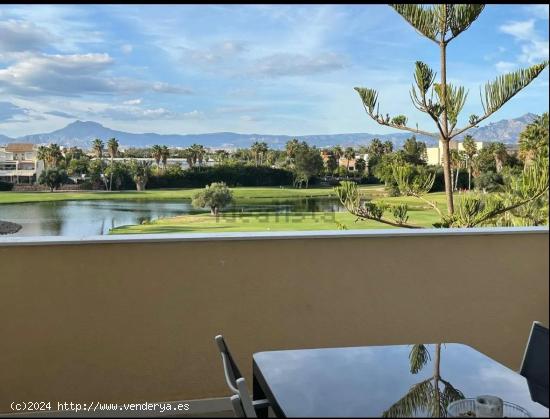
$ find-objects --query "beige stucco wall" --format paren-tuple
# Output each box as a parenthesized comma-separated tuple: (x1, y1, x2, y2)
(0, 229, 548, 412)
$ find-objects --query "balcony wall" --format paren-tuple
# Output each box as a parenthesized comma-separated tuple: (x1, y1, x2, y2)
(0, 228, 548, 412)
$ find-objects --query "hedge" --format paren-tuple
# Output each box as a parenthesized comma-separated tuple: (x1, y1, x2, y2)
(147, 165, 294, 189)
(0, 180, 14, 191)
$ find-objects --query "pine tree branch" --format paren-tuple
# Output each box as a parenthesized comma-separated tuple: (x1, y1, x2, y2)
(470, 186, 549, 227)
(413, 193, 443, 217)
(360, 102, 439, 138)
(450, 62, 548, 140)
(346, 203, 423, 229)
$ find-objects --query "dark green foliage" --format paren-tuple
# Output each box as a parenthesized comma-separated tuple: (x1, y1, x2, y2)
(38, 168, 69, 192)
(0, 180, 14, 191)
(430, 167, 468, 192)
(401, 136, 427, 165)
(409, 344, 431, 374)
(147, 165, 294, 189)
(66, 156, 90, 176)
(192, 182, 235, 215)
(293, 146, 325, 188)
(474, 171, 503, 192)
(355, 158, 367, 174)
(104, 161, 134, 190)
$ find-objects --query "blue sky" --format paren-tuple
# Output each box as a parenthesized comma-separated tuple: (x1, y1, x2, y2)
(0, 4, 548, 137)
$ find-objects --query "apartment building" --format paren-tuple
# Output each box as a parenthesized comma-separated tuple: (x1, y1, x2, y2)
(426, 140, 485, 166)
(0, 143, 44, 184)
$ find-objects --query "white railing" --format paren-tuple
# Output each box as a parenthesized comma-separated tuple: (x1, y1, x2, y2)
(0, 169, 36, 176)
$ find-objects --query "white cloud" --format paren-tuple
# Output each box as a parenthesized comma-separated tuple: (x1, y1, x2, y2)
(152, 81, 193, 94)
(182, 110, 204, 120)
(0, 52, 192, 97)
(0, 19, 55, 52)
(252, 52, 345, 77)
(180, 40, 247, 65)
(495, 61, 517, 73)
(0, 101, 29, 121)
(526, 5, 549, 20)
(0, 52, 116, 95)
(499, 19, 549, 65)
(519, 40, 549, 65)
(92, 105, 175, 120)
(120, 44, 133, 54)
(123, 98, 142, 105)
(499, 20, 535, 41)
(44, 110, 77, 118)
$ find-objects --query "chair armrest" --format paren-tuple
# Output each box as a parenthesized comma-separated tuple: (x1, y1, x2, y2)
(252, 399, 270, 410)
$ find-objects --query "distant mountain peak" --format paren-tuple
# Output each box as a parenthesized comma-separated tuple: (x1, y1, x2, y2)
(65, 120, 106, 129)
(13, 113, 539, 149)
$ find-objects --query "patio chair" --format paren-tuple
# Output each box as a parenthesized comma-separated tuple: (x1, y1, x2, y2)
(214, 335, 270, 413)
(519, 321, 549, 407)
(229, 379, 258, 418)
(230, 395, 246, 418)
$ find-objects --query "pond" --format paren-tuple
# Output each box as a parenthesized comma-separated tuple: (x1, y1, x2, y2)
(0, 198, 345, 237)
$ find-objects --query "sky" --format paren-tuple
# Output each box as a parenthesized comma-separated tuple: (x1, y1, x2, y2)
(0, 4, 548, 138)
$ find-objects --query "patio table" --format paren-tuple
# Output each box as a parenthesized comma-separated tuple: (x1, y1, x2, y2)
(252, 343, 549, 417)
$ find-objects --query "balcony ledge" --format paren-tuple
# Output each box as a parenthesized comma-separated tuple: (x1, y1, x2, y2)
(0, 226, 547, 247)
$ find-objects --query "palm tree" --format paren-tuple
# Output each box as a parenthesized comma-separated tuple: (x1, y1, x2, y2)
(344, 147, 355, 172)
(251, 141, 268, 166)
(519, 113, 549, 168)
(383, 344, 464, 417)
(462, 135, 477, 190)
(332, 145, 343, 161)
(39, 144, 62, 169)
(92, 139, 104, 158)
(449, 149, 461, 191)
(250, 142, 262, 166)
(129, 160, 152, 191)
(214, 149, 229, 163)
(182, 148, 194, 168)
(492, 142, 508, 173)
(383, 141, 394, 154)
(190, 144, 206, 167)
(285, 139, 300, 165)
(151, 145, 163, 168)
(37, 146, 48, 169)
(107, 138, 119, 191)
(161, 146, 170, 171)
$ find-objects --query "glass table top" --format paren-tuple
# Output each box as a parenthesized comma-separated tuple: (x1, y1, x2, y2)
(253, 343, 549, 417)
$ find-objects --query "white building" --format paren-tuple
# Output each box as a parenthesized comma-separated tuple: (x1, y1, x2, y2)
(0, 143, 44, 184)
(426, 140, 485, 166)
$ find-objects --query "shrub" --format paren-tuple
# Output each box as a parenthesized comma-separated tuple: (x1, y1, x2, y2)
(0, 180, 14, 191)
(38, 168, 69, 192)
(429, 166, 468, 192)
(474, 171, 504, 192)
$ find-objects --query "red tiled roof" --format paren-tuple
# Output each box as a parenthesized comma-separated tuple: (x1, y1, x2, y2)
(5, 143, 34, 152)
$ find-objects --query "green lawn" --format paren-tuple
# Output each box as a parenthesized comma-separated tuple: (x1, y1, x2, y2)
(110, 208, 441, 234)
(0, 185, 385, 205)
(110, 189, 445, 234)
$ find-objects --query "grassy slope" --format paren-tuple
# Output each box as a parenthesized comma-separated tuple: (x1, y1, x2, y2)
(110, 191, 447, 234)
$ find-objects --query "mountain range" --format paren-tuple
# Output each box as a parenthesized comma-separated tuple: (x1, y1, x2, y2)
(1, 113, 538, 150)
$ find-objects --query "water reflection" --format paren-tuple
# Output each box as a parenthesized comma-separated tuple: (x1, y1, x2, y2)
(0, 197, 344, 237)
(383, 344, 464, 417)
(252, 344, 549, 417)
